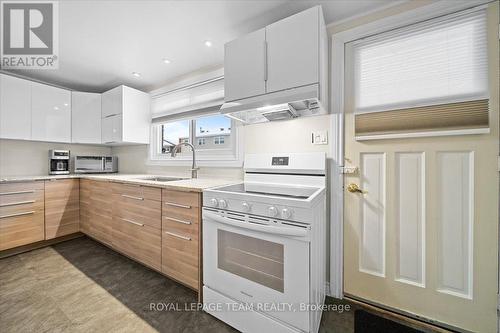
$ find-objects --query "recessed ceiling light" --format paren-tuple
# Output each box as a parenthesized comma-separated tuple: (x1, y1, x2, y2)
(204, 40, 212, 47)
(162, 58, 171, 64)
(53, 106, 59, 110)
(63, 103, 69, 106)
(132, 72, 141, 78)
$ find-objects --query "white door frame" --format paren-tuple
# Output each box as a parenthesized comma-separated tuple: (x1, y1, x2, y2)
(328, 0, 493, 299)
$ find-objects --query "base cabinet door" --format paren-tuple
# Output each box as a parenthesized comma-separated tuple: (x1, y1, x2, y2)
(45, 179, 80, 239)
(0, 182, 45, 250)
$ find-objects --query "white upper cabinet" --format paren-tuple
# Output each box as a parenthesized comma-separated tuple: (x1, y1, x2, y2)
(266, 7, 320, 93)
(0, 74, 32, 140)
(101, 86, 122, 118)
(223, 6, 326, 102)
(101, 85, 150, 145)
(224, 28, 266, 102)
(31, 82, 71, 143)
(71, 91, 101, 144)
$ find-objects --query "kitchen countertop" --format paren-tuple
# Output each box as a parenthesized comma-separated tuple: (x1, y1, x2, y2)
(0, 174, 240, 192)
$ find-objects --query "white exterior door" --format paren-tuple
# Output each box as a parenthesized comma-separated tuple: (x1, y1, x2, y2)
(343, 53, 498, 333)
(224, 28, 266, 102)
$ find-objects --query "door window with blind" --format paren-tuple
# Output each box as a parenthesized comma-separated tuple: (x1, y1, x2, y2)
(348, 9, 489, 139)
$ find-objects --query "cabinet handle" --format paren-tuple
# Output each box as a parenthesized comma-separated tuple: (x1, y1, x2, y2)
(0, 211, 35, 219)
(164, 231, 191, 241)
(264, 40, 268, 82)
(0, 200, 35, 207)
(104, 141, 116, 144)
(121, 194, 144, 201)
(0, 190, 35, 196)
(121, 218, 144, 227)
(104, 113, 119, 118)
(163, 216, 192, 225)
(164, 202, 191, 209)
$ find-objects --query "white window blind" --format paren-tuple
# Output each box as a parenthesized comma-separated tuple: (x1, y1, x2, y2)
(353, 9, 488, 114)
(151, 77, 224, 122)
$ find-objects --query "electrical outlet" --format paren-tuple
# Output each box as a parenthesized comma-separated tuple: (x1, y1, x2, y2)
(312, 130, 328, 145)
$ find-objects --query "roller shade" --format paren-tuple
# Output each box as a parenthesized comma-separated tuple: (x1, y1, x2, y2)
(151, 77, 224, 123)
(352, 8, 488, 116)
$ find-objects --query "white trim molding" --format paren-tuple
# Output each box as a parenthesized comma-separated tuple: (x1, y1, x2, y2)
(329, 0, 492, 299)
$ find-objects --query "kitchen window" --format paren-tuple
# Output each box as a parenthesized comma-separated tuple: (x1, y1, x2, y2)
(151, 113, 242, 166)
(347, 8, 489, 139)
(149, 72, 243, 166)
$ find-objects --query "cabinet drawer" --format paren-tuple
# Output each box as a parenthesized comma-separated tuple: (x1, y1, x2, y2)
(162, 190, 200, 223)
(162, 189, 199, 208)
(114, 183, 161, 202)
(0, 188, 43, 207)
(86, 213, 113, 247)
(0, 210, 44, 250)
(0, 181, 44, 194)
(162, 230, 199, 290)
(162, 215, 198, 235)
(113, 217, 161, 271)
(112, 193, 161, 229)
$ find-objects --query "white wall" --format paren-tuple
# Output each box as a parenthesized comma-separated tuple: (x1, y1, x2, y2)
(0, 139, 111, 177)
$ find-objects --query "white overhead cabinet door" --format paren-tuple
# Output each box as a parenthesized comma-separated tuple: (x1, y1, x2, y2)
(224, 28, 266, 102)
(31, 82, 71, 143)
(0, 74, 32, 140)
(101, 114, 122, 144)
(72, 92, 102, 144)
(265, 7, 319, 93)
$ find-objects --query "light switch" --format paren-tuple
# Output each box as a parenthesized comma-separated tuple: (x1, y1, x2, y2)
(312, 130, 328, 145)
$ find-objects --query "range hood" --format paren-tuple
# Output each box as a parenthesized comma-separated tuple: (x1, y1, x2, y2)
(220, 84, 327, 124)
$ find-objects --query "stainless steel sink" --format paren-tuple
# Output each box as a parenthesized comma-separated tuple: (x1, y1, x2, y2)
(135, 176, 185, 182)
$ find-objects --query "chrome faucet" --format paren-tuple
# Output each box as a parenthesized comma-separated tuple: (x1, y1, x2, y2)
(164, 140, 199, 178)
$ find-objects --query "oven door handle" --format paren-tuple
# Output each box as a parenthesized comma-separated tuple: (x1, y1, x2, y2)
(203, 211, 308, 237)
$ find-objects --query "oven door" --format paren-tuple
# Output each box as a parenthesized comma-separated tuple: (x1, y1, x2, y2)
(203, 209, 310, 331)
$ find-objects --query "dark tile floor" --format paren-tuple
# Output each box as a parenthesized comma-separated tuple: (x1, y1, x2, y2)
(0, 237, 356, 333)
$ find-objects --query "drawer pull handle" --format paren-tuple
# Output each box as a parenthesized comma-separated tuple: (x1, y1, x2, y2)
(0, 211, 35, 219)
(163, 216, 192, 225)
(121, 218, 144, 227)
(0, 200, 35, 207)
(164, 231, 191, 241)
(0, 190, 35, 196)
(164, 202, 191, 209)
(121, 194, 144, 201)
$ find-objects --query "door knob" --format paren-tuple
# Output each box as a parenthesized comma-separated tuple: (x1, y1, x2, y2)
(347, 183, 367, 194)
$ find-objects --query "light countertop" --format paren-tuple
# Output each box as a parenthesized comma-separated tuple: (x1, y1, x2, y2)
(0, 174, 240, 192)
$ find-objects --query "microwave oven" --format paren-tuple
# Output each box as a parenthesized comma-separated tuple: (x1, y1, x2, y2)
(73, 156, 118, 174)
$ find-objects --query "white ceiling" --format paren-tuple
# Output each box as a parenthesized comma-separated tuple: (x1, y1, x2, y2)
(4, 0, 394, 93)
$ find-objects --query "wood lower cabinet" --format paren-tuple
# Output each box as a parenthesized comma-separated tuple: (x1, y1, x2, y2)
(0, 181, 45, 250)
(161, 189, 201, 291)
(80, 179, 113, 246)
(45, 179, 80, 239)
(111, 183, 162, 270)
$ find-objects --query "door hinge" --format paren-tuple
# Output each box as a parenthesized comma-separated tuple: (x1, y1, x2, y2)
(339, 166, 358, 175)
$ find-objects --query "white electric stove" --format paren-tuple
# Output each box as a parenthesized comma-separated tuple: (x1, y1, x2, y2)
(202, 152, 326, 333)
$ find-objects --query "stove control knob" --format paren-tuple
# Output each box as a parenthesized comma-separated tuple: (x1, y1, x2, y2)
(242, 202, 251, 212)
(210, 198, 219, 207)
(281, 208, 292, 219)
(219, 199, 228, 209)
(268, 206, 278, 217)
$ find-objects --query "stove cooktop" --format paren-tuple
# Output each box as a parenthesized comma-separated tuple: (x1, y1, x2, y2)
(212, 183, 319, 200)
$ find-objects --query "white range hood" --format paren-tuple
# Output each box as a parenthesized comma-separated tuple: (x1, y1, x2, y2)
(220, 83, 326, 124)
